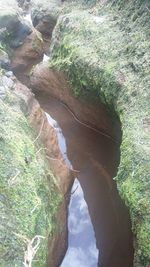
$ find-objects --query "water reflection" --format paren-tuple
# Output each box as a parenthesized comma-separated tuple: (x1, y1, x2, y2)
(45, 111, 99, 267)
(61, 179, 99, 267)
(45, 112, 72, 168)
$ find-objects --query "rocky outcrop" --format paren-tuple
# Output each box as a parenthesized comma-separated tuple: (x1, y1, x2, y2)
(9, 21, 32, 48)
(31, 0, 61, 36)
(0, 0, 32, 48)
(44, 1, 150, 266)
(11, 30, 44, 73)
(30, 62, 120, 141)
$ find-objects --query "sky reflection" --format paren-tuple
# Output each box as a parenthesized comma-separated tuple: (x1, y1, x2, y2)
(45, 112, 72, 168)
(60, 179, 99, 267)
(46, 112, 99, 267)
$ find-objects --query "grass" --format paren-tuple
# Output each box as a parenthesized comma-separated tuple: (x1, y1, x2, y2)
(0, 76, 62, 267)
(49, 1, 150, 266)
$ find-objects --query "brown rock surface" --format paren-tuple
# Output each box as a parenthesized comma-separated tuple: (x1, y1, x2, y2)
(11, 30, 44, 72)
(30, 62, 121, 141)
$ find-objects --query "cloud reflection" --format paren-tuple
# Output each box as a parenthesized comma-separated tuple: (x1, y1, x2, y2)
(46, 112, 98, 266)
(61, 179, 99, 267)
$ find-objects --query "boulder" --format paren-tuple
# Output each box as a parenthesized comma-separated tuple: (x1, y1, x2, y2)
(0, 7, 19, 32)
(9, 20, 32, 48)
(11, 30, 44, 71)
(0, 1, 32, 48)
(31, 0, 61, 36)
(32, 12, 57, 36)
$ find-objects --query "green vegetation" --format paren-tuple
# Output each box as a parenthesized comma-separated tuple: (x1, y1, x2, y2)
(0, 76, 62, 266)
(49, 0, 150, 266)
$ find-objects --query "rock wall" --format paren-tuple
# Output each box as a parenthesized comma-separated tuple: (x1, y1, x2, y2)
(0, 1, 73, 266)
(0, 69, 73, 266)
(30, 62, 121, 141)
(47, 1, 150, 266)
(31, 0, 61, 36)
(1, 0, 149, 266)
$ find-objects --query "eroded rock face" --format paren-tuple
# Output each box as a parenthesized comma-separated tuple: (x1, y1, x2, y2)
(26, 84, 74, 196)
(30, 62, 120, 140)
(11, 30, 44, 72)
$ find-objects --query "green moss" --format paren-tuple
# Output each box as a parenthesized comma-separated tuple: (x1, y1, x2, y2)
(49, 1, 150, 266)
(0, 85, 62, 266)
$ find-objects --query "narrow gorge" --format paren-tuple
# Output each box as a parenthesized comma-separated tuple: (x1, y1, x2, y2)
(0, 1, 149, 267)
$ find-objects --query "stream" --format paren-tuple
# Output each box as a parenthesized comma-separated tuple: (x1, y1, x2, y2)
(12, 11, 134, 267)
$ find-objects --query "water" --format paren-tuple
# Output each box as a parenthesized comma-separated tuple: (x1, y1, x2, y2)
(45, 111, 99, 266)
(45, 112, 72, 168)
(23, 12, 33, 27)
(61, 178, 99, 267)
(43, 54, 50, 62)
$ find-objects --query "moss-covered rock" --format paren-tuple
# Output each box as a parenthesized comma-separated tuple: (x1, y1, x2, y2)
(31, 0, 62, 36)
(0, 0, 32, 48)
(0, 71, 61, 267)
(48, 1, 150, 266)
